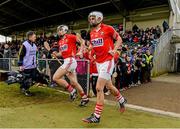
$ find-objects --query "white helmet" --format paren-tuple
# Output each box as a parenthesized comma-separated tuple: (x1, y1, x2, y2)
(57, 25, 69, 34)
(88, 11, 103, 24)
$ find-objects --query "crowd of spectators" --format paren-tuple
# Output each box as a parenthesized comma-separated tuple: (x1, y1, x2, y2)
(0, 24, 161, 93)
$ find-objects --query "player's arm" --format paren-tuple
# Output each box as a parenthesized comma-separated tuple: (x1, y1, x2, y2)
(109, 26, 123, 55)
(76, 33, 85, 56)
(87, 43, 93, 52)
(113, 32, 123, 52)
(52, 44, 61, 58)
(52, 51, 61, 57)
(76, 33, 85, 48)
(83, 40, 92, 52)
(44, 40, 61, 58)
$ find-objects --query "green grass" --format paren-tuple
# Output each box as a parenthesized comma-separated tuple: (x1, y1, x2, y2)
(0, 82, 180, 128)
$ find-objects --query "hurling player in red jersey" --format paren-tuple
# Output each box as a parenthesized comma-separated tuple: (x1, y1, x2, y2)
(53, 25, 89, 106)
(82, 11, 127, 123)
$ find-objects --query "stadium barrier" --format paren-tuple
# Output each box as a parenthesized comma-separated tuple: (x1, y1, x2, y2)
(0, 58, 90, 95)
(152, 29, 180, 76)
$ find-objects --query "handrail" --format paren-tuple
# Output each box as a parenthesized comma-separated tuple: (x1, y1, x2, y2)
(152, 28, 180, 75)
(0, 58, 90, 94)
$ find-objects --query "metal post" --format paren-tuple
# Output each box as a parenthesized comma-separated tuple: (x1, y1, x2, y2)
(46, 59, 48, 75)
(23, 32, 25, 40)
(86, 60, 90, 95)
(9, 58, 11, 71)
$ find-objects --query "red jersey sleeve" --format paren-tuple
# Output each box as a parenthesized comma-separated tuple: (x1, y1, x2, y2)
(68, 34, 77, 43)
(108, 26, 119, 41)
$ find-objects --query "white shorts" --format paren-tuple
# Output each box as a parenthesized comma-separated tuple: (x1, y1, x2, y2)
(96, 59, 114, 80)
(60, 57, 77, 73)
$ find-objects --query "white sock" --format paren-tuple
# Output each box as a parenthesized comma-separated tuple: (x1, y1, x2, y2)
(119, 97, 125, 104)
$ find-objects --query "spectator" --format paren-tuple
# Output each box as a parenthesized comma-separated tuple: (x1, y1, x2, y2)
(155, 25, 162, 38)
(162, 20, 169, 32)
(3, 43, 12, 58)
(132, 24, 139, 32)
(133, 35, 139, 43)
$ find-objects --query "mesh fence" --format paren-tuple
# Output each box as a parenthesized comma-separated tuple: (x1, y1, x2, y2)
(0, 58, 90, 95)
(0, 58, 10, 71)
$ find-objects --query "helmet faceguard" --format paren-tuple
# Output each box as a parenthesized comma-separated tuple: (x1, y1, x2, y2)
(57, 25, 69, 36)
(88, 11, 103, 27)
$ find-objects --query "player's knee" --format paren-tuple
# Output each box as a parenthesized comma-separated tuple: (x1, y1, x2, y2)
(106, 83, 113, 89)
(96, 87, 103, 93)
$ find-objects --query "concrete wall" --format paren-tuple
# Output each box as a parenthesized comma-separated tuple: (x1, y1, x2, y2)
(126, 19, 168, 31)
(169, 0, 180, 30)
(11, 5, 171, 41)
(73, 5, 170, 32)
(126, 5, 169, 31)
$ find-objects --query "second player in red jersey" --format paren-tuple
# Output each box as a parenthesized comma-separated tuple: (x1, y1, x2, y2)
(53, 25, 89, 106)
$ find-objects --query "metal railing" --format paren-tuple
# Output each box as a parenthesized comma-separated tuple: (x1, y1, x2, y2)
(152, 29, 180, 75)
(0, 58, 90, 95)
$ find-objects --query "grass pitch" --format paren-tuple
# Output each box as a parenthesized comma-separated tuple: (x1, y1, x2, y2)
(0, 82, 180, 128)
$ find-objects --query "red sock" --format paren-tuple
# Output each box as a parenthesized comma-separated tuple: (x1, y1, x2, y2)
(94, 103, 103, 118)
(115, 91, 123, 102)
(66, 84, 73, 93)
(80, 92, 85, 97)
(80, 92, 87, 98)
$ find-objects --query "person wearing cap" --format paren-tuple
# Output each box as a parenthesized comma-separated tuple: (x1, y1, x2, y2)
(52, 25, 89, 106)
(82, 11, 127, 123)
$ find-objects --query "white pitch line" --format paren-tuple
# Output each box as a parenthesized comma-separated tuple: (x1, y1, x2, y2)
(37, 86, 180, 118)
(90, 98, 180, 118)
(55, 89, 69, 95)
(35, 85, 69, 95)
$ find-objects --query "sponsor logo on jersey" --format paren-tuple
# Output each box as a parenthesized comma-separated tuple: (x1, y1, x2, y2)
(91, 38, 104, 47)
